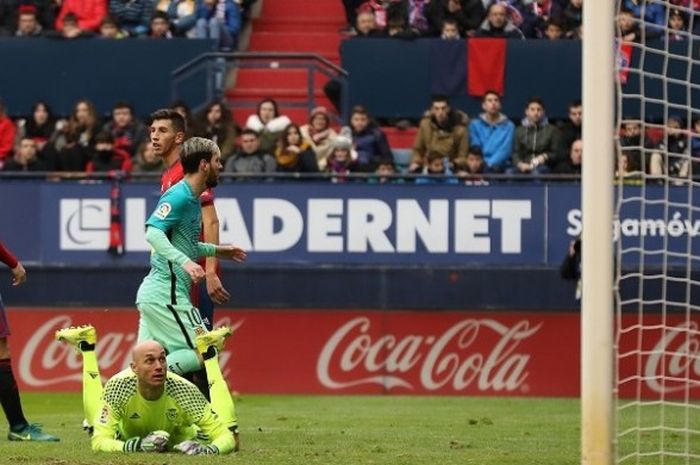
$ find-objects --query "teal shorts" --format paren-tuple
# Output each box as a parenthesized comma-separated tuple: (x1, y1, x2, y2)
(136, 302, 207, 353)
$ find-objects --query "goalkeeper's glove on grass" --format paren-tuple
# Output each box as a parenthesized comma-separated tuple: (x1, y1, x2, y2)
(123, 430, 170, 453)
(174, 440, 219, 455)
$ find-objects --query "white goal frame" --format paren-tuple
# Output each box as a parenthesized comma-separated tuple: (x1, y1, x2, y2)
(581, 1, 615, 465)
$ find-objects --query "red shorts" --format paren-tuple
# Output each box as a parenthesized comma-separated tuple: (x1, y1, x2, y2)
(0, 294, 9, 337)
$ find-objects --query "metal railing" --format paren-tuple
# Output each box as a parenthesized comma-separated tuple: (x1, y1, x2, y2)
(171, 52, 350, 123)
(0, 170, 585, 183)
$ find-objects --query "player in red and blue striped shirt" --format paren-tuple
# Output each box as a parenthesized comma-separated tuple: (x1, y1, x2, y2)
(0, 240, 59, 442)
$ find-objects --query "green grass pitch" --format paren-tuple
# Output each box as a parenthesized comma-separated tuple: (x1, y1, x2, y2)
(4, 393, 582, 465)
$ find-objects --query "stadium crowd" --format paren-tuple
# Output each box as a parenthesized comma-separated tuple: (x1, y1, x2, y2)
(2, 94, 697, 184)
(1, 0, 698, 183)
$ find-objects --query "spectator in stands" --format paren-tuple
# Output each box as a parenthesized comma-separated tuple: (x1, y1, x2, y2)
(0, 0, 19, 36)
(109, 0, 153, 36)
(619, 120, 647, 172)
(554, 138, 582, 176)
(156, 0, 197, 37)
(2, 0, 58, 35)
(3, 138, 47, 172)
(353, 10, 383, 37)
(195, 0, 241, 50)
(52, 99, 99, 152)
(424, 0, 485, 37)
(412, 95, 468, 168)
(687, 116, 700, 177)
(512, 97, 561, 175)
(102, 101, 146, 158)
(275, 123, 319, 174)
(55, 0, 106, 32)
(371, 159, 399, 184)
(619, 120, 643, 148)
(85, 131, 132, 173)
(224, 128, 276, 175)
(15, 5, 43, 37)
(300, 106, 337, 171)
(617, 149, 643, 184)
(245, 98, 291, 155)
(98, 16, 125, 38)
(342, 0, 365, 33)
(132, 141, 163, 173)
(543, 17, 564, 40)
(415, 151, 459, 184)
(622, 0, 665, 39)
(357, 0, 389, 29)
(562, 0, 582, 36)
(454, 147, 487, 185)
(384, 15, 420, 39)
(407, 0, 430, 35)
(193, 101, 237, 160)
(148, 11, 172, 38)
(349, 105, 392, 172)
(510, 0, 564, 38)
(170, 100, 196, 138)
(325, 134, 355, 183)
(440, 18, 461, 39)
(49, 12, 95, 38)
(617, 8, 640, 43)
(46, 129, 89, 171)
(0, 99, 17, 169)
(650, 116, 689, 177)
(475, 2, 524, 39)
(557, 100, 582, 160)
(469, 90, 515, 172)
(15, 101, 57, 155)
(667, 8, 688, 41)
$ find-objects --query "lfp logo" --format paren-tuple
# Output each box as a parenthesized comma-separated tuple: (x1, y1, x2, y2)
(60, 199, 110, 250)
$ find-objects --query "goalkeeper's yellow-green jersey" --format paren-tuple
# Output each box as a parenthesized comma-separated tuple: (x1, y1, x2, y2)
(91, 369, 233, 454)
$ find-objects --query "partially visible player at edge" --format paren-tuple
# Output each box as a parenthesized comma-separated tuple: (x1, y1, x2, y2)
(150, 108, 234, 330)
(0, 240, 59, 442)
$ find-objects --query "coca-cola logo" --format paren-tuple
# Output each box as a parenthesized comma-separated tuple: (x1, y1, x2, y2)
(644, 321, 700, 393)
(317, 317, 542, 392)
(18, 315, 243, 387)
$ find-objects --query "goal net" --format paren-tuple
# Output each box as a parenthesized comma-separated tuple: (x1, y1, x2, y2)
(613, 1, 700, 464)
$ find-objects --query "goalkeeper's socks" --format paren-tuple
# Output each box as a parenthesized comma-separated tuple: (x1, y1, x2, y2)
(0, 358, 28, 430)
(190, 368, 211, 401)
(81, 348, 103, 429)
(203, 353, 237, 429)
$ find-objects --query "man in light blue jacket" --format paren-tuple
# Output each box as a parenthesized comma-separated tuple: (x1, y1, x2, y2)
(468, 91, 515, 172)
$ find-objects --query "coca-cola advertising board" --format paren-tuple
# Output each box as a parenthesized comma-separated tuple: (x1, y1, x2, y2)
(7, 308, 699, 398)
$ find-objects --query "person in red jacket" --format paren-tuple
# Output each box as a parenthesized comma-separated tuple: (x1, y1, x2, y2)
(0, 240, 59, 442)
(55, 0, 106, 32)
(0, 99, 17, 168)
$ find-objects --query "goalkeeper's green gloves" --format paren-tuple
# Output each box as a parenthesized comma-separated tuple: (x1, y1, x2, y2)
(123, 430, 170, 453)
(174, 440, 220, 455)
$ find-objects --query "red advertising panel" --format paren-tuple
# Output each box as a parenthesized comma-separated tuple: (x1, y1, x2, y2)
(6, 308, 699, 399)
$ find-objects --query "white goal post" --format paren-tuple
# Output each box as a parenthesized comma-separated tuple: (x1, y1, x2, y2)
(581, 0, 615, 464)
(583, 2, 700, 465)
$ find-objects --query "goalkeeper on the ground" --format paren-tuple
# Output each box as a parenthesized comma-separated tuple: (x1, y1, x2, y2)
(67, 338, 234, 454)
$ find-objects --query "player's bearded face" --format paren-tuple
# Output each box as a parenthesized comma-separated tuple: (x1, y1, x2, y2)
(205, 154, 222, 188)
